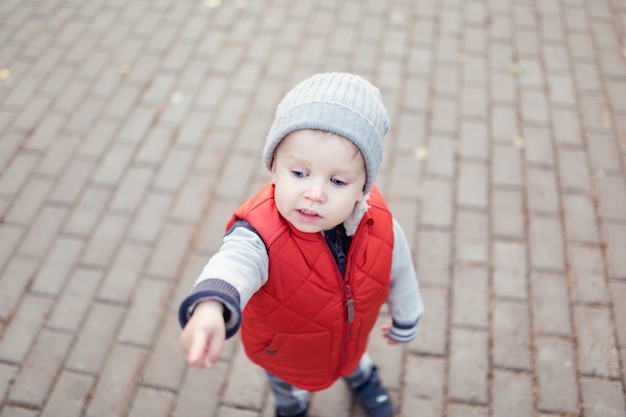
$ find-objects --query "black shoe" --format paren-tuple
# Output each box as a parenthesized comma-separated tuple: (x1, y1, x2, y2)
(351, 367, 394, 417)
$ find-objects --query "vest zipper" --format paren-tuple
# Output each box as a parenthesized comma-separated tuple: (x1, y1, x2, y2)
(327, 235, 357, 378)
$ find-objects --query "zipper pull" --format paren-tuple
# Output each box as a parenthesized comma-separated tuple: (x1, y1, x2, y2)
(345, 298, 355, 323)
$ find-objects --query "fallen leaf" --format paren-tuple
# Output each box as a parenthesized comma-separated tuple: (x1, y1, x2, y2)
(391, 11, 405, 24)
(512, 136, 526, 149)
(413, 146, 429, 160)
(509, 63, 522, 77)
(205, 0, 222, 8)
(170, 92, 184, 103)
(118, 64, 131, 75)
(0, 69, 11, 81)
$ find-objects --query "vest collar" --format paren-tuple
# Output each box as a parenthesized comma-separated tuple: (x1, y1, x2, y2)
(343, 193, 370, 236)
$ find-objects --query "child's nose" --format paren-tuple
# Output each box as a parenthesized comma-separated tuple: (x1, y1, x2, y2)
(305, 180, 327, 203)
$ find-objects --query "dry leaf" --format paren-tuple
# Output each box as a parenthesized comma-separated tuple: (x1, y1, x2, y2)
(205, 0, 222, 8)
(512, 136, 526, 149)
(413, 146, 429, 160)
(391, 11, 405, 24)
(170, 92, 184, 103)
(0, 69, 11, 81)
(509, 63, 522, 77)
(118, 64, 131, 75)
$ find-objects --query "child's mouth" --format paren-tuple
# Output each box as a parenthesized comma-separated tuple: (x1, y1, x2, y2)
(297, 209, 320, 221)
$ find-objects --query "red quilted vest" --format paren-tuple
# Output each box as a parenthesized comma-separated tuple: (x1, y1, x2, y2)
(226, 183, 393, 391)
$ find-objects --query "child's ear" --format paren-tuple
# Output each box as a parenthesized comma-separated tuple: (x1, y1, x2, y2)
(270, 160, 277, 183)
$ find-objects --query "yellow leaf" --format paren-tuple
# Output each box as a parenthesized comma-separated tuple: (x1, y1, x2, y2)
(118, 64, 131, 75)
(0, 69, 11, 81)
(512, 136, 526, 149)
(413, 146, 429, 160)
(509, 63, 522, 77)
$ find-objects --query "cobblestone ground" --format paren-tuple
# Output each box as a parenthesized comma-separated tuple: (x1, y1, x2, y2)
(1, 1, 626, 416)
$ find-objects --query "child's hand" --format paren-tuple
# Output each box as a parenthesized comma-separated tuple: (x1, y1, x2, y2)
(179, 300, 226, 368)
(381, 322, 401, 345)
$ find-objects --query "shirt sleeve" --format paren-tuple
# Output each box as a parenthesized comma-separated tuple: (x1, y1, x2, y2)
(178, 225, 269, 338)
(386, 218, 425, 343)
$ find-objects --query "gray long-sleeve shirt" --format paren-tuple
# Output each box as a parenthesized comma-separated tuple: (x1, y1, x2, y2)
(179, 217, 424, 343)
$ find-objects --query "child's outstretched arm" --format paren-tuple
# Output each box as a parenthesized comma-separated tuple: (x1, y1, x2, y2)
(180, 300, 226, 368)
(384, 218, 425, 344)
(178, 223, 269, 366)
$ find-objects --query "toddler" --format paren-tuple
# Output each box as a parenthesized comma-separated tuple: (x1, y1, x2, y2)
(179, 72, 424, 417)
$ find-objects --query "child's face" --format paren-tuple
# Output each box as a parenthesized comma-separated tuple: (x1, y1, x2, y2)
(271, 129, 367, 233)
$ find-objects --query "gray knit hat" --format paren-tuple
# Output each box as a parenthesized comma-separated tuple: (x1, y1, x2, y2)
(263, 72, 389, 193)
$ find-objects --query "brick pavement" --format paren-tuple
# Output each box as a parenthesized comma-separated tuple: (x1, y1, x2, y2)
(0, 0, 625, 416)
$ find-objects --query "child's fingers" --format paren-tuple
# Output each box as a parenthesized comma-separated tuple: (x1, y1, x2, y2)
(187, 330, 210, 367)
(204, 331, 224, 368)
(380, 323, 400, 345)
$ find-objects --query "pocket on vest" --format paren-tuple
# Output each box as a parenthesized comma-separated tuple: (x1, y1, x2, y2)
(255, 330, 333, 375)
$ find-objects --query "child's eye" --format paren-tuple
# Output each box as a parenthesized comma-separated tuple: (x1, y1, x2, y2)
(291, 170, 306, 178)
(331, 178, 346, 187)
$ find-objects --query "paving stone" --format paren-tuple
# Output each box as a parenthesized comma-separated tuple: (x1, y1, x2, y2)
(402, 355, 445, 417)
(416, 228, 451, 287)
(85, 344, 146, 417)
(420, 178, 453, 228)
(567, 245, 608, 304)
(223, 346, 267, 410)
(95, 243, 148, 304)
(603, 223, 626, 279)
(409, 287, 447, 356)
(143, 313, 187, 391)
(492, 370, 534, 417)
(127, 387, 175, 417)
(80, 213, 130, 268)
(309, 382, 351, 417)
(595, 175, 626, 222)
(110, 166, 155, 213)
(0, 363, 18, 403)
(118, 278, 171, 347)
(523, 125, 555, 167)
(455, 210, 488, 264)
(448, 328, 488, 404)
(65, 303, 125, 374)
(175, 363, 228, 417)
(526, 168, 559, 214)
(7, 330, 73, 408)
(492, 240, 528, 300)
(535, 336, 579, 414)
(574, 305, 620, 378)
(530, 272, 572, 336)
(46, 268, 102, 332)
(580, 377, 626, 417)
(447, 404, 488, 417)
(145, 223, 194, 280)
(491, 189, 525, 239)
(528, 215, 565, 272)
(457, 162, 488, 209)
(452, 266, 488, 328)
(562, 194, 600, 243)
(609, 281, 626, 347)
(492, 145, 523, 188)
(0, 295, 53, 364)
(492, 299, 532, 371)
(40, 371, 94, 417)
(0, 257, 39, 321)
